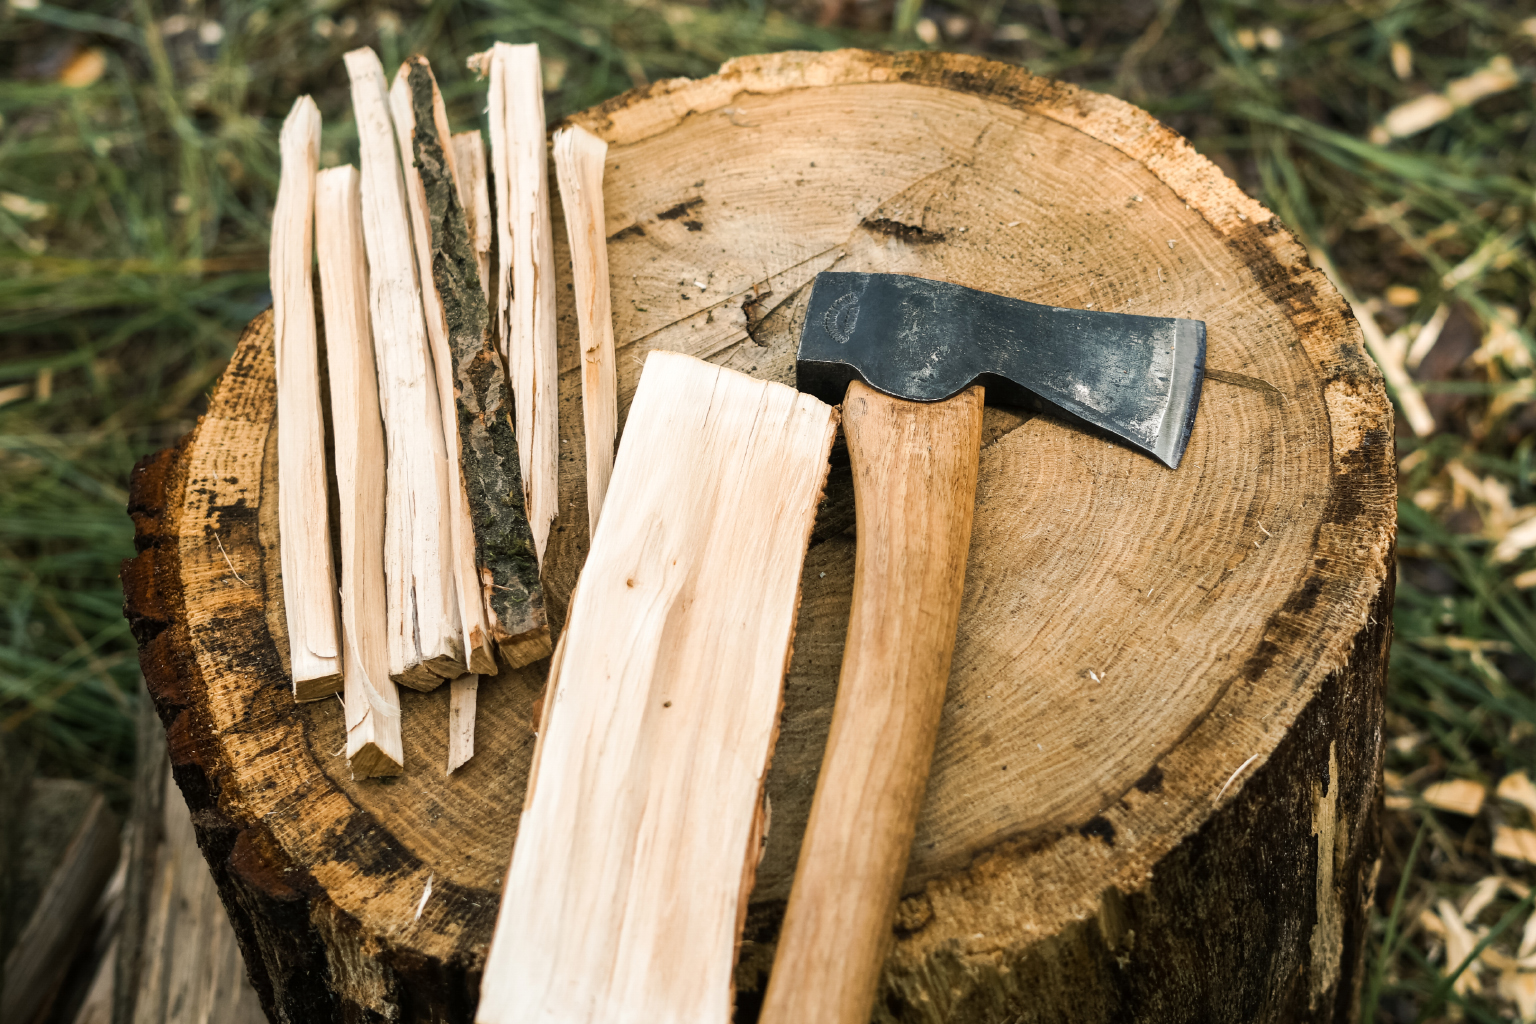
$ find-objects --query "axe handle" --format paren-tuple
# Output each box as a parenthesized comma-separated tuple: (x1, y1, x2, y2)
(761, 381, 983, 1024)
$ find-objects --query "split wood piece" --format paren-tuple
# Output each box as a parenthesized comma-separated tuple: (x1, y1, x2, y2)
(315, 164, 404, 778)
(344, 46, 464, 690)
(451, 131, 492, 300)
(390, 57, 497, 678)
(553, 125, 618, 537)
(404, 61, 551, 672)
(121, 52, 1397, 1024)
(478, 351, 838, 1024)
(271, 95, 341, 699)
(485, 42, 559, 566)
(448, 674, 477, 774)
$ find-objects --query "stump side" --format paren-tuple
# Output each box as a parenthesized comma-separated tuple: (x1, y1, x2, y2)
(122, 49, 1396, 1024)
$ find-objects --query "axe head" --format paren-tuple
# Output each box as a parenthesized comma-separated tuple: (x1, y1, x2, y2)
(796, 272, 1206, 469)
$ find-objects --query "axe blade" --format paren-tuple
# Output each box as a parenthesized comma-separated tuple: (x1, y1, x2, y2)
(796, 272, 1206, 469)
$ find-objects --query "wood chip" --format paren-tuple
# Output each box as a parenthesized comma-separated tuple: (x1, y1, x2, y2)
(344, 46, 465, 689)
(553, 124, 618, 537)
(447, 674, 477, 774)
(271, 95, 342, 700)
(1423, 778, 1487, 817)
(478, 352, 838, 1024)
(315, 164, 403, 777)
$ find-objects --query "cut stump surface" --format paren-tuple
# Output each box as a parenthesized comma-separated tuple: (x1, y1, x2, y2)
(122, 49, 1395, 1024)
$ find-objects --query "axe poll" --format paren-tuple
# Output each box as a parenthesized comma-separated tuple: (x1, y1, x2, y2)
(759, 272, 1206, 1024)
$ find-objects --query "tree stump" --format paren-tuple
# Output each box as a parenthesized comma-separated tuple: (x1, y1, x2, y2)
(121, 50, 1396, 1024)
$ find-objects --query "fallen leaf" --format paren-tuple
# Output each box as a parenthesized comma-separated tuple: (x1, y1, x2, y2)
(1438, 899, 1484, 996)
(1424, 778, 1487, 817)
(1520, 910, 1536, 961)
(1500, 970, 1536, 1021)
(59, 47, 106, 88)
(1500, 773, 1536, 820)
(1496, 826, 1536, 866)
(1464, 876, 1505, 923)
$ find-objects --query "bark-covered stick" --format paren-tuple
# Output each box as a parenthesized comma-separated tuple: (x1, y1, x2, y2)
(406, 60, 551, 673)
(271, 95, 342, 700)
(390, 58, 498, 676)
(553, 125, 618, 538)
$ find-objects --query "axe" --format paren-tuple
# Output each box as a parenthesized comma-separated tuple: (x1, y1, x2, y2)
(759, 271, 1205, 1024)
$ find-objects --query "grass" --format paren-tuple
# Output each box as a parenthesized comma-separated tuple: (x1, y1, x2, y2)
(0, 0, 1532, 1018)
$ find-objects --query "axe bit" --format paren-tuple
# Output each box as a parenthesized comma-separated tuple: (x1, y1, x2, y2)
(760, 271, 1205, 1024)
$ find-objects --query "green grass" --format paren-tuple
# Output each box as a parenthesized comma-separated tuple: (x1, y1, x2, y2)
(1, 0, 1532, 1017)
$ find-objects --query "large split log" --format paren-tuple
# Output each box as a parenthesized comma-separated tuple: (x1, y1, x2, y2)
(121, 50, 1394, 1024)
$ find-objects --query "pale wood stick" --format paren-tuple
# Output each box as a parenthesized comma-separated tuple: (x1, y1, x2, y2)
(486, 42, 559, 566)
(389, 57, 498, 677)
(450, 131, 492, 300)
(403, 62, 551, 673)
(343, 46, 464, 690)
(271, 95, 342, 700)
(552, 125, 617, 537)
(477, 351, 838, 1024)
(447, 674, 477, 773)
(315, 165, 404, 778)
(481, 48, 512, 366)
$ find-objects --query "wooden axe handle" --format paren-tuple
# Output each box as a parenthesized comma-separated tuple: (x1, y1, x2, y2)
(761, 380, 983, 1024)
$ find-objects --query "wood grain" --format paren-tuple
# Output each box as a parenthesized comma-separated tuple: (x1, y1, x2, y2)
(344, 46, 464, 689)
(477, 351, 837, 1024)
(762, 383, 983, 1024)
(315, 164, 403, 778)
(123, 51, 1394, 1024)
(270, 95, 341, 698)
(553, 125, 618, 536)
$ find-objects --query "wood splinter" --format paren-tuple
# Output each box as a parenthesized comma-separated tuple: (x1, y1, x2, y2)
(344, 46, 465, 690)
(553, 124, 618, 537)
(315, 164, 404, 777)
(271, 94, 341, 700)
